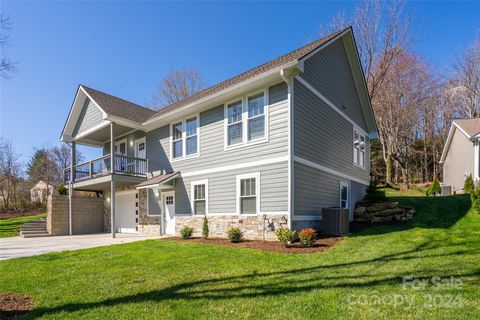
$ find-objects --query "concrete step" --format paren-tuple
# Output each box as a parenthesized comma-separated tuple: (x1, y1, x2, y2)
(22, 233, 51, 238)
(20, 229, 48, 234)
(22, 223, 46, 227)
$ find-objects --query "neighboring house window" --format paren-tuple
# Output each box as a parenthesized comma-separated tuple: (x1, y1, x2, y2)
(225, 91, 267, 149)
(186, 117, 198, 155)
(237, 172, 260, 215)
(247, 93, 265, 141)
(353, 129, 366, 168)
(227, 100, 243, 146)
(171, 115, 199, 160)
(340, 182, 349, 208)
(191, 180, 208, 215)
(172, 122, 183, 159)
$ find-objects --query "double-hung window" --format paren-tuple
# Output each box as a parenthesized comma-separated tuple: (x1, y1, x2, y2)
(171, 116, 199, 160)
(353, 129, 366, 168)
(227, 100, 243, 146)
(191, 180, 208, 215)
(226, 91, 267, 148)
(172, 122, 183, 159)
(237, 173, 259, 215)
(247, 93, 265, 141)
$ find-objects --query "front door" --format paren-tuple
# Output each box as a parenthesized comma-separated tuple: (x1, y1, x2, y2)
(163, 192, 175, 235)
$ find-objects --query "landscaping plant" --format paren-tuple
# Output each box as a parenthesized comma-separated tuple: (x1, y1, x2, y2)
(180, 226, 193, 240)
(365, 180, 386, 203)
(426, 176, 442, 196)
(464, 174, 474, 194)
(227, 227, 243, 243)
(275, 227, 296, 247)
(298, 228, 317, 247)
(57, 183, 68, 195)
(471, 188, 480, 214)
(202, 216, 209, 239)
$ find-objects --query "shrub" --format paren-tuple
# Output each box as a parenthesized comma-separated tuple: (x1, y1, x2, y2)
(365, 180, 386, 203)
(180, 226, 193, 240)
(227, 227, 243, 243)
(57, 184, 68, 195)
(298, 228, 317, 247)
(426, 176, 442, 196)
(471, 188, 480, 214)
(275, 228, 296, 247)
(464, 175, 474, 194)
(202, 216, 209, 239)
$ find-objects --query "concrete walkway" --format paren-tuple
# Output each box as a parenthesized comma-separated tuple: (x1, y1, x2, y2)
(0, 233, 162, 260)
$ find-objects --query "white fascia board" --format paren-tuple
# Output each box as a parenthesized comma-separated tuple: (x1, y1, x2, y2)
(142, 61, 299, 129)
(104, 115, 145, 131)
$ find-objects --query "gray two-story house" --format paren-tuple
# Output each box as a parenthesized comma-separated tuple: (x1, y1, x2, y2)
(60, 27, 378, 240)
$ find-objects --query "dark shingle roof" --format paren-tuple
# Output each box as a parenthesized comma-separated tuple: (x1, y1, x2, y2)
(149, 28, 348, 120)
(81, 85, 157, 123)
(79, 28, 348, 124)
(454, 118, 480, 137)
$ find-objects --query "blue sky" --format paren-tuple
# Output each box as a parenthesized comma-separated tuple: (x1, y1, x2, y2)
(1, 1, 479, 162)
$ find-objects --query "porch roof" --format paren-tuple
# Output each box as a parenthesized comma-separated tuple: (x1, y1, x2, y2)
(136, 172, 180, 189)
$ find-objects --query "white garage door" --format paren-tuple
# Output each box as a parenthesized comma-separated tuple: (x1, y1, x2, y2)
(115, 191, 137, 233)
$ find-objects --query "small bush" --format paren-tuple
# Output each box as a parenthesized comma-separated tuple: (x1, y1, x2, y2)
(57, 184, 68, 195)
(202, 216, 209, 239)
(426, 176, 442, 196)
(464, 175, 474, 194)
(275, 228, 296, 247)
(227, 227, 243, 243)
(365, 180, 386, 203)
(180, 226, 193, 240)
(298, 228, 317, 247)
(471, 188, 480, 214)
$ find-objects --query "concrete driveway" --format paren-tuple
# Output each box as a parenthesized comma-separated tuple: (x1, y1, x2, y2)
(0, 233, 161, 260)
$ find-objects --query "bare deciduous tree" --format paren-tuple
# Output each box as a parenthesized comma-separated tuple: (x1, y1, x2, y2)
(0, 138, 23, 210)
(150, 67, 207, 109)
(0, 14, 17, 79)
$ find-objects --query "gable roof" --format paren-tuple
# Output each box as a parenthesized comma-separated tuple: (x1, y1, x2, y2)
(81, 85, 157, 123)
(440, 118, 480, 163)
(150, 28, 347, 119)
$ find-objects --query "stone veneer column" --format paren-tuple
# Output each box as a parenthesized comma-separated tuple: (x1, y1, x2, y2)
(137, 189, 162, 236)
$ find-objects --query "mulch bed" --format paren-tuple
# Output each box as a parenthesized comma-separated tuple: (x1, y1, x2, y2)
(0, 293, 35, 319)
(164, 236, 343, 254)
(0, 209, 45, 220)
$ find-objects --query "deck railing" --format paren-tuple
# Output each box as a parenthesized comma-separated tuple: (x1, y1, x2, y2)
(64, 154, 148, 182)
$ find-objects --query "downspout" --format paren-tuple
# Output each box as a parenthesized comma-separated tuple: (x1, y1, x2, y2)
(281, 68, 295, 230)
(110, 122, 116, 238)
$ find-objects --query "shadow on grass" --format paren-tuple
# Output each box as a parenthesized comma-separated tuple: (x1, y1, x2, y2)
(351, 194, 472, 236)
(24, 241, 480, 319)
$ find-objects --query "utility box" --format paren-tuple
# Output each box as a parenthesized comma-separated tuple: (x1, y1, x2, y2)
(321, 208, 350, 235)
(441, 185, 452, 196)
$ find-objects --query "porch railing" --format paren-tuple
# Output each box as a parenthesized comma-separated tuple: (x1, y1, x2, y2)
(64, 154, 148, 182)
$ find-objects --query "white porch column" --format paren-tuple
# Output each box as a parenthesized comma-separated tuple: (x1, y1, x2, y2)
(68, 141, 76, 236)
(110, 122, 116, 238)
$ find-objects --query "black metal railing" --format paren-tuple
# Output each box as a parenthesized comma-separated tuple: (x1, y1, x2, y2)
(64, 154, 148, 182)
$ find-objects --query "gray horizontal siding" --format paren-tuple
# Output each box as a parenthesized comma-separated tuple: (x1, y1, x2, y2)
(294, 79, 369, 183)
(73, 98, 104, 137)
(443, 128, 474, 193)
(175, 161, 288, 215)
(146, 87, 289, 175)
(294, 162, 343, 216)
(301, 38, 367, 131)
(269, 82, 288, 105)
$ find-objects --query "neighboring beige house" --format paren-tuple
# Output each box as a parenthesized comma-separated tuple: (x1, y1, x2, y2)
(30, 180, 55, 203)
(440, 118, 480, 194)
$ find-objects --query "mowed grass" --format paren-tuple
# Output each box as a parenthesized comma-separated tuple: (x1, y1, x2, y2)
(1, 191, 479, 319)
(0, 213, 46, 238)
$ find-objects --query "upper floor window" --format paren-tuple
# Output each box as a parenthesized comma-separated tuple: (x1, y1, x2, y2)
(225, 91, 267, 149)
(353, 129, 366, 168)
(171, 115, 199, 160)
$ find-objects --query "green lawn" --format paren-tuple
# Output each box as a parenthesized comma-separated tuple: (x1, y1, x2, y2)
(1, 191, 479, 319)
(0, 213, 46, 238)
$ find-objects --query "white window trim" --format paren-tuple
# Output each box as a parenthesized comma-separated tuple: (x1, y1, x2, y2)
(190, 179, 209, 216)
(236, 172, 260, 215)
(353, 126, 367, 170)
(339, 181, 349, 209)
(134, 137, 146, 158)
(170, 114, 200, 162)
(224, 89, 269, 151)
(146, 188, 162, 217)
